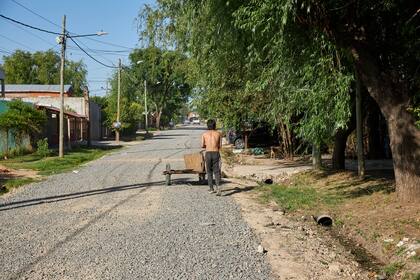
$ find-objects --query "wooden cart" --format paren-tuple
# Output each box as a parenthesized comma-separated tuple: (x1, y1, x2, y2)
(163, 152, 206, 186)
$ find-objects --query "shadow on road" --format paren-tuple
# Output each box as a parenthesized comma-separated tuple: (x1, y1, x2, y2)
(0, 179, 186, 212)
(222, 186, 256, 196)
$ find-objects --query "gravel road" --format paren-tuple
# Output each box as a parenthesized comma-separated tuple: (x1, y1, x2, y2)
(0, 126, 271, 280)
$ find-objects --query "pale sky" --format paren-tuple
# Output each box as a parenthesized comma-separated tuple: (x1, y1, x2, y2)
(0, 0, 156, 96)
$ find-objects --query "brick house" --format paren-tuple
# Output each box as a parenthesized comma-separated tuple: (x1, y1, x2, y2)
(2, 84, 102, 144)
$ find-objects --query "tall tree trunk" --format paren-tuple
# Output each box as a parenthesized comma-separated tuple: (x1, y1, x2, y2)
(277, 119, 293, 159)
(332, 129, 351, 170)
(366, 95, 386, 159)
(332, 91, 356, 170)
(312, 143, 322, 170)
(352, 47, 420, 202)
(155, 108, 163, 130)
(355, 72, 365, 178)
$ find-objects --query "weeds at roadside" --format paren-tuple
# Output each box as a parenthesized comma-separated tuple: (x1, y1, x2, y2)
(402, 272, 420, 280)
(2, 146, 120, 176)
(252, 169, 419, 277)
(0, 178, 39, 194)
(383, 262, 405, 278)
(0, 146, 120, 195)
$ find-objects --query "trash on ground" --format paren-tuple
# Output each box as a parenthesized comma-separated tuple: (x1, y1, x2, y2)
(251, 147, 264, 155)
(257, 244, 267, 254)
(232, 149, 243, 154)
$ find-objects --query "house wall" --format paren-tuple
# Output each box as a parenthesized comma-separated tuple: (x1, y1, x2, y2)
(21, 97, 85, 115)
(21, 97, 102, 140)
(5, 92, 70, 98)
(89, 101, 101, 140)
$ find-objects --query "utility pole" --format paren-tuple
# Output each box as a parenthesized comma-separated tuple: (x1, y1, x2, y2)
(116, 58, 121, 143)
(59, 15, 66, 158)
(144, 79, 148, 133)
(84, 87, 91, 147)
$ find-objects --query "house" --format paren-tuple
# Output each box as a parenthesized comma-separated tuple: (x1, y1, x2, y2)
(2, 84, 102, 141)
(3, 84, 73, 98)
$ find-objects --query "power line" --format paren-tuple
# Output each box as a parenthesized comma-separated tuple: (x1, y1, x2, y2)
(89, 49, 131, 53)
(9, 0, 61, 29)
(71, 38, 115, 65)
(4, 18, 58, 49)
(0, 48, 13, 55)
(69, 37, 118, 69)
(83, 37, 135, 50)
(0, 33, 35, 51)
(0, 14, 61, 35)
(1, 12, 135, 57)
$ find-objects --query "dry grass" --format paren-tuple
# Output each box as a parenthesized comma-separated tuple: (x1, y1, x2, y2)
(256, 169, 420, 279)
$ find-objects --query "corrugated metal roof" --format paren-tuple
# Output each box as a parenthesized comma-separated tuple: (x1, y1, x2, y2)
(5, 84, 72, 93)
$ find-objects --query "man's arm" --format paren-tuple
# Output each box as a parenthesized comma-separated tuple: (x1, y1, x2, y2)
(218, 132, 222, 149)
(201, 134, 206, 149)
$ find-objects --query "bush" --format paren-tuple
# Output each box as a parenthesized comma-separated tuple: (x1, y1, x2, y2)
(36, 138, 50, 157)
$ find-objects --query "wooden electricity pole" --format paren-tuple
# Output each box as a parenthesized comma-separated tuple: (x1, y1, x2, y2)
(59, 15, 66, 158)
(116, 58, 121, 143)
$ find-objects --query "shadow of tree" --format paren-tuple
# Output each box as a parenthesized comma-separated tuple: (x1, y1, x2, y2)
(342, 183, 395, 198)
(0, 178, 186, 212)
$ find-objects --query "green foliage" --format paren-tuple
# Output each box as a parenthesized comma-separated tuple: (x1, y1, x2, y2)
(105, 46, 190, 132)
(0, 100, 46, 137)
(2, 147, 118, 176)
(139, 0, 353, 146)
(1, 178, 37, 195)
(383, 262, 405, 277)
(0, 100, 47, 155)
(259, 183, 319, 211)
(3, 49, 87, 96)
(36, 138, 50, 158)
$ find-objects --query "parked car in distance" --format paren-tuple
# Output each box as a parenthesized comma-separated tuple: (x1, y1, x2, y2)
(190, 117, 201, 125)
(227, 124, 277, 149)
(183, 119, 190, 125)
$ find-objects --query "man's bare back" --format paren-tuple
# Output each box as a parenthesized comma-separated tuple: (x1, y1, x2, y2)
(201, 130, 222, 152)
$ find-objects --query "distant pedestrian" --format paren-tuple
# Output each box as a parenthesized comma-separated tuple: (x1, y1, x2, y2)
(201, 119, 222, 196)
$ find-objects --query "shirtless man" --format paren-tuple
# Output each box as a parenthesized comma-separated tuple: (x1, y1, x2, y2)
(201, 119, 222, 196)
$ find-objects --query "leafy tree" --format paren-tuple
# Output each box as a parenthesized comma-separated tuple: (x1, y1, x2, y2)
(0, 100, 47, 155)
(2, 49, 87, 96)
(3, 50, 34, 84)
(139, 0, 420, 202)
(130, 47, 190, 129)
(105, 70, 142, 135)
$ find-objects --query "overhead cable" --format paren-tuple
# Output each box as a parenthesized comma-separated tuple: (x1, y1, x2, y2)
(69, 37, 118, 69)
(0, 14, 61, 35)
(10, 0, 61, 28)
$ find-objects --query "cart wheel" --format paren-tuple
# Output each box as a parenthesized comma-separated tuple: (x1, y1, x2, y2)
(165, 164, 171, 186)
(198, 174, 205, 184)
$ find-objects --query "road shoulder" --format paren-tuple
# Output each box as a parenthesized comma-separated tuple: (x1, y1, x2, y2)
(222, 178, 370, 280)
